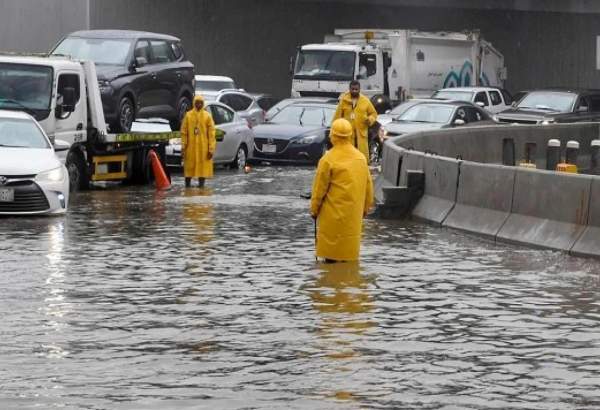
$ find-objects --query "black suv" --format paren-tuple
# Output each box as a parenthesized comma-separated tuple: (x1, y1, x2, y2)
(496, 89, 600, 124)
(51, 30, 195, 132)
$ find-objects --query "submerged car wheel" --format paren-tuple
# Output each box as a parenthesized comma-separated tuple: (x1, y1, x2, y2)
(231, 145, 247, 170)
(66, 151, 89, 192)
(113, 97, 134, 133)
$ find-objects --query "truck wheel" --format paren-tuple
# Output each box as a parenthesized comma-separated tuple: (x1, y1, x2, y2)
(113, 97, 134, 133)
(169, 96, 191, 131)
(66, 151, 89, 192)
(230, 144, 247, 170)
(129, 147, 152, 184)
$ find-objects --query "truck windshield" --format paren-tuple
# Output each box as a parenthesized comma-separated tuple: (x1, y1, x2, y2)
(0, 117, 50, 149)
(53, 37, 132, 66)
(517, 92, 576, 112)
(0, 63, 53, 119)
(294, 50, 355, 81)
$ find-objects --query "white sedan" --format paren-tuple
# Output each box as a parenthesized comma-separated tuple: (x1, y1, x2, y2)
(0, 110, 69, 215)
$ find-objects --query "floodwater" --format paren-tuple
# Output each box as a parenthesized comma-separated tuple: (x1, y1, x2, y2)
(1, 166, 600, 410)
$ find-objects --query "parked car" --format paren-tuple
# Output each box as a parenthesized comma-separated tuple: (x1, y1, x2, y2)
(250, 100, 336, 165)
(165, 101, 253, 169)
(495, 89, 600, 124)
(195, 75, 237, 94)
(383, 100, 495, 137)
(265, 97, 339, 121)
(377, 99, 440, 127)
(204, 90, 265, 127)
(0, 110, 69, 215)
(51, 30, 195, 132)
(431, 87, 512, 114)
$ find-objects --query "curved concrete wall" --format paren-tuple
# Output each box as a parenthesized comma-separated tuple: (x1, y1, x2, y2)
(379, 122, 600, 258)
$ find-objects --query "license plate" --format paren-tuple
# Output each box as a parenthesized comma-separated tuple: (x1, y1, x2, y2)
(262, 144, 277, 153)
(0, 188, 14, 202)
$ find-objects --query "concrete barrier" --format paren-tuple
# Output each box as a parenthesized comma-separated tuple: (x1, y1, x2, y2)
(571, 178, 600, 257)
(444, 162, 516, 238)
(409, 154, 460, 225)
(497, 168, 592, 251)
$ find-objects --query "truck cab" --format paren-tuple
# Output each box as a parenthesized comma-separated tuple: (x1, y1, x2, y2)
(292, 43, 385, 99)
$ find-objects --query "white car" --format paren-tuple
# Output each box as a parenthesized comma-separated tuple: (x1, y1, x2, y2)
(195, 75, 237, 95)
(0, 110, 69, 215)
(166, 101, 254, 169)
(431, 87, 513, 114)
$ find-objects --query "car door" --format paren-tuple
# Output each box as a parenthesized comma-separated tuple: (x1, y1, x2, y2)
(131, 39, 157, 115)
(54, 71, 87, 146)
(209, 104, 238, 162)
(488, 89, 506, 113)
(573, 95, 594, 122)
(588, 94, 600, 121)
(149, 39, 178, 118)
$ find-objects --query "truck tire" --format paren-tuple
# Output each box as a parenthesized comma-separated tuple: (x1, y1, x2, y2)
(112, 97, 135, 133)
(129, 147, 152, 184)
(66, 151, 89, 192)
(169, 96, 191, 131)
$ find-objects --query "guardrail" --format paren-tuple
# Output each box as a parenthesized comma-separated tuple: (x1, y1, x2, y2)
(376, 122, 600, 258)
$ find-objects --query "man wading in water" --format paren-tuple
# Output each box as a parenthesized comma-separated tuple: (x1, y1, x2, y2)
(310, 118, 374, 263)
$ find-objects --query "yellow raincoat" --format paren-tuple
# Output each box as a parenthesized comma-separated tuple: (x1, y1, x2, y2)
(310, 119, 374, 261)
(332, 92, 378, 163)
(181, 95, 216, 178)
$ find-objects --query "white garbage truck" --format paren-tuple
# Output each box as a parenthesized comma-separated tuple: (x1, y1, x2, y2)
(291, 29, 506, 109)
(0, 54, 175, 191)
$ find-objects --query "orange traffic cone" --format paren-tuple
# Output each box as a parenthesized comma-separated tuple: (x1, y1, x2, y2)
(148, 149, 171, 190)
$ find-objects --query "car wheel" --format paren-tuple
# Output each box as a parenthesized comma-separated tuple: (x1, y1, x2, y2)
(230, 145, 247, 170)
(66, 151, 89, 192)
(169, 96, 191, 131)
(369, 139, 382, 164)
(113, 97, 134, 133)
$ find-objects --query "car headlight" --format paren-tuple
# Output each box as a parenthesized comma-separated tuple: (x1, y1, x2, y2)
(169, 138, 182, 145)
(36, 166, 66, 183)
(298, 135, 319, 144)
(541, 119, 555, 125)
(98, 79, 112, 93)
(492, 115, 499, 122)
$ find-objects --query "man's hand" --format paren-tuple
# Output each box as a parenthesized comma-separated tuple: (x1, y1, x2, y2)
(207, 152, 213, 160)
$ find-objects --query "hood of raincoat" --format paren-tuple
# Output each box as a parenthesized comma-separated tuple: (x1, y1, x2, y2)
(329, 118, 353, 146)
(193, 94, 205, 110)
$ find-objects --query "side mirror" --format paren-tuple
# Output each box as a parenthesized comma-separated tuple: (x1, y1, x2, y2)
(475, 101, 485, 108)
(62, 87, 76, 112)
(454, 119, 466, 126)
(289, 56, 295, 75)
(135, 56, 148, 68)
(54, 139, 70, 152)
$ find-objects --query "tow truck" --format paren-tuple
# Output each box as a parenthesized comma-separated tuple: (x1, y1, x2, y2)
(0, 54, 176, 190)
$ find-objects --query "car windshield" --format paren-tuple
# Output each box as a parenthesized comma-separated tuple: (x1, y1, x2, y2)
(432, 90, 475, 102)
(0, 63, 53, 114)
(517, 92, 576, 112)
(195, 80, 236, 92)
(53, 37, 133, 66)
(269, 105, 335, 126)
(294, 50, 355, 81)
(0, 117, 50, 149)
(389, 101, 421, 116)
(398, 104, 455, 124)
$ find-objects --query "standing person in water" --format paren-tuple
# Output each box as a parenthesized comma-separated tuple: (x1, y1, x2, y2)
(180, 94, 216, 188)
(310, 118, 374, 263)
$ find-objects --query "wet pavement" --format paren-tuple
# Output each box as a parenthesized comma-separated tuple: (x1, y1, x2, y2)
(1, 166, 600, 409)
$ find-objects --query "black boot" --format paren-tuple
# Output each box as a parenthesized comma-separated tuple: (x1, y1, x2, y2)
(185, 177, 191, 188)
(198, 178, 205, 188)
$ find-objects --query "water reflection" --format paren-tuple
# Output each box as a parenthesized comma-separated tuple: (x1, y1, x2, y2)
(182, 188, 214, 244)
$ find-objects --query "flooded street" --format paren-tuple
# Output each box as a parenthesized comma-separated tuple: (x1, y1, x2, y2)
(1, 166, 600, 409)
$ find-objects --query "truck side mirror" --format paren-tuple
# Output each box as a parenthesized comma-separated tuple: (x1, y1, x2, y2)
(289, 56, 295, 75)
(61, 86, 76, 113)
(135, 56, 148, 68)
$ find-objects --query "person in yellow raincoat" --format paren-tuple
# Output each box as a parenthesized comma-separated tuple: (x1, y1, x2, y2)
(310, 118, 374, 262)
(180, 95, 216, 187)
(332, 80, 378, 163)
